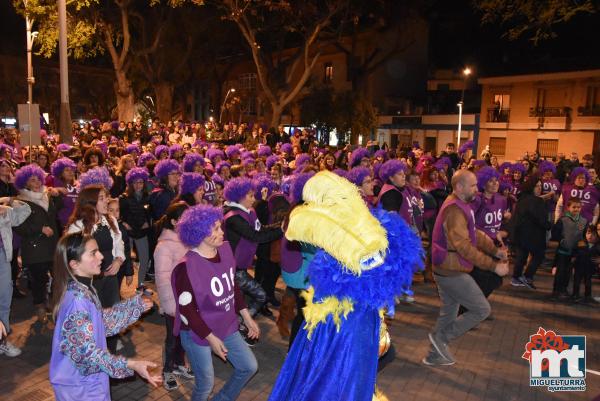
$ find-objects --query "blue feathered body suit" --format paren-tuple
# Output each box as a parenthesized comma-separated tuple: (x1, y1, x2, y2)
(269, 208, 423, 401)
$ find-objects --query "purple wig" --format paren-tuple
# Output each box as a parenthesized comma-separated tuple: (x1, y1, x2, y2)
(225, 145, 241, 159)
(216, 161, 231, 175)
(50, 157, 77, 179)
(14, 164, 46, 190)
(288, 172, 315, 205)
(349, 147, 370, 168)
(347, 167, 371, 187)
(179, 172, 206, 195)
(154, 159, 180, 180)
(569, 167, 590, 184)
(169, 144, 183, 158)
(206, 148, 225, 164)
(476, 166, 500, 192)
(499, 181, 514, 194)
(212, 174, 225, 187)
(155, 145, 169, 158)
(510, 163, 527, 175)
(110, 120, 119, 130)
(253, 175, 277, 199)
(79, 167, 113, 191)
(280, 143, 292, 154)
(379, 159, 407, 183)
(266, 155, 279, 170)
(458, 140, 475, 154)
(95, 141, 108, 155)
(412, 141, 421, 150)
(224, 177, 253, 203)
(137, 152, 156, 167)
(242, 158, 255, 167)
(125, 167, 150, 185)
(56, 143, 72, 153)
(257, 145, 272, 157)
(182, 153, 205, 172)
(498, 161, 512, 173)
(333, 168, 348, 178)
(241, 150, 254, 160)
(295, 154, 311, 168)
(176, 205, 223, 247)
(125, 144, 140, 154)
(421, 154, 435, 164)
(374, 149, 388, 161)
(91, 118, 101, 128)
(472, 159, 487, 168)
(436, 156, 452, 169)
(538, 160, 556, 174)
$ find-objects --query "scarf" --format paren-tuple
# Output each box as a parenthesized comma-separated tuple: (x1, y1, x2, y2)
(18, 187, 49, 211)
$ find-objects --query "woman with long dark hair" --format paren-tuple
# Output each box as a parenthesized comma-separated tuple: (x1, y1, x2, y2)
(174, 172, 206, 207)
(49, 232, 160, 400)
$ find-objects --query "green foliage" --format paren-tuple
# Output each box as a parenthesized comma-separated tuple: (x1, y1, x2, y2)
(475, 0, 597, 44)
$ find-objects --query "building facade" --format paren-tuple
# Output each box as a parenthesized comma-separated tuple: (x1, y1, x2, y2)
(477, 69, 600, 163)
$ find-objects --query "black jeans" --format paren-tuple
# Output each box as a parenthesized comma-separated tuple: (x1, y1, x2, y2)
(553, 253, 573, 294)
(255, 258, 281, 300)
(234, 270, 266, 316)
(572, 260, 594, 298)
(289, 287, 307, 350)
(27, 262, 51, 305)
(512, 246, 546, 280)
(163, 315, 185, 372)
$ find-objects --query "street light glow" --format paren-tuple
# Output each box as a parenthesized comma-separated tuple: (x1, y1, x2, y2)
(463, 67, 472, 76)
(230, 88, 236, 92)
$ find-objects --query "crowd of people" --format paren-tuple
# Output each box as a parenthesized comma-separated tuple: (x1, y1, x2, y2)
(0, 117, 598, 399)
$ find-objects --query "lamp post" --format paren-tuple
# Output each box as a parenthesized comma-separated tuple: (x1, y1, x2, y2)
(457, 67, 471, 149)
(24, 0, 37, 161)
(219, 88, 235, 124)
(58, 0, 72, 144)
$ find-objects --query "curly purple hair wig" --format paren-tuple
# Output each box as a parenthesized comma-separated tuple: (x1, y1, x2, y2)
(346, 166, 371, 187)
(125, 167, 150, 185)
(569, 167, 590, 184)
(476, 166, 500, 192)
(266, 155, 279, 170)
(349, 147, 370, 168)
(253, 175, 277, 199)
(14, 164, 46, 190)
(295, 154, 311, 168)
(155, 145, 169, 158)
(224, 177, 253, 203)
(225, 145, 241, 159)
(182, 153, 205, 172)
(458, 140, 475, 154)
(50, 157, 77, 179)
(288, 172, 315, 205)
(374, 149, 388, 161)
(137, 152, 156, 167)
(216, 161, 231, 175)
(241, 150, 254, 160)
(154, 159, 180, 180)
(91, 118, 101, 128)
(280, 143, 292, 154)
(176, 204, 223, 247)
(56, 143, 72, 153)
(79, 167, 114, 191)
(333, 168, 347, 178)
(169, 144, 183, 158)
(110, 120, 120, 130)
(206, 148, 225, 164)
(257, 145, 272, 157)
(179, 172, 205, 195)
(125, 144, 140, 154)
(379, 159, 407, 183)
(498, 161, 512, 173)
(499, 181, 514, 194)
(510, 163, 527, 174)
(538, 160, 556, 174)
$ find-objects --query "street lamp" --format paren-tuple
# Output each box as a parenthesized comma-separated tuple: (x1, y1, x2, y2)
(457, 67, 472, 149)
(145, 95, 155, 107)
(24, 0, 36, 161)
(219, 88, 235, 124)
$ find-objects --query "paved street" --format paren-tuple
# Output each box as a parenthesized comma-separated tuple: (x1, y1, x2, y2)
(1, 265, 599, 401)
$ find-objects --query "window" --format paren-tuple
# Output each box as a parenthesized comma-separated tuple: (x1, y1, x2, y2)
(488, 94, 511, 122)
(585, 86, 600, 109)
(238, 73, 257, 91)
(488, 137, 506, 156)
(537, 139, 558, 158)
(324, 62, 333, 82)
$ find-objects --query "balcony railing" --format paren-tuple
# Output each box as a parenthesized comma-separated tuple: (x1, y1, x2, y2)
(486, 108, 510, 123)
(577, 106, 600, 116)
(529, 107, 569, 117)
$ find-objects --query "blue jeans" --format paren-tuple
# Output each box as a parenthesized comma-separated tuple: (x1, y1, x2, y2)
(0, 248, 13, 333)
(180, 330, 258, 401)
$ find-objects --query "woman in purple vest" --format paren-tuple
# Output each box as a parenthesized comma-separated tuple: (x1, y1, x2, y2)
(172, 205, 259, 401)
(376, 159, 415, 230)
(50, 232, 160, 400)
(555, 167, 599, 225)
(48, 157, 78, 231)
(539, 160, 561, 223)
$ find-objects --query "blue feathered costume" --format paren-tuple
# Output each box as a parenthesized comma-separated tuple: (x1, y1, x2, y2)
(269, 171, 423, 401)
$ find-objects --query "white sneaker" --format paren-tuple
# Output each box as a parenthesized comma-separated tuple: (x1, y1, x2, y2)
(0, 341, 22, 357)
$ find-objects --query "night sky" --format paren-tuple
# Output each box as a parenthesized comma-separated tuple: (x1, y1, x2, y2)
(1, 0, 599, 77)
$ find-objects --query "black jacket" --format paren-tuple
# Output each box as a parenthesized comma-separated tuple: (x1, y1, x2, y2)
(14, 196, 61, 264)
(119, 192, 151, 238)
(510, 193, 551, 251)
(223, 205, 283, 254)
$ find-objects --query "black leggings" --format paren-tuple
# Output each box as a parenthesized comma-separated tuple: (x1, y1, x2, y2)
(27, 262, 51, 306)
(512, 246, 545, 280)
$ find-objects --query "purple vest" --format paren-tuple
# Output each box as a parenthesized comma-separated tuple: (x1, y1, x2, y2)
(472, 193, 507, 239)
(541, 178, 561, 214)
(431, 195, 477, 271)
(561, 183, 600, 222)
(54, 178, 78, 228)
(280, 238, 303, 273)
(376, 183, 414, 227)
(172, 245, 239, 345)
(225, 208, 260, 270)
